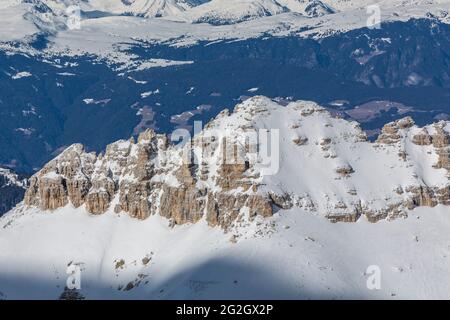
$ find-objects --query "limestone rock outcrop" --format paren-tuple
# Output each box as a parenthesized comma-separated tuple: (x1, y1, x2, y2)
(24, 111, 275, 229)
(376, 116, 415, 144)
(23, 97, 450, 227)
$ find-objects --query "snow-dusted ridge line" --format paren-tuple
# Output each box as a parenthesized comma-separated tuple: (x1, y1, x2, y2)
(1, 0, 450, 68)
(49, 0, 209, 18)
(19, 96, 450, 229)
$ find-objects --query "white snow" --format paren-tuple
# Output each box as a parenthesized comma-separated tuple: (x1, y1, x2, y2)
(2, 1, 450, 299)
(128, 76, 147, 84)
(14, 128, 34, 136)
(0, 3, 41, 42)
(141, 89, 160, 98)
(57, 72, 76, 76)
(83, 99, 95, 105)
(0, 96, 450, 299)
(12, 71, 32, 80)
(2, 1, 450, 70)
(192, 96, 449, 217)
(1, 202, 450, 299)
(175, 0, 288, 24)
(83, 98, 111, 106)
(77, 0, 201, 18)
(0, 167, 26, 188)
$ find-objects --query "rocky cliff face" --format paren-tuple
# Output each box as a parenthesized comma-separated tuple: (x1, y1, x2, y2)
(24, 99, 273, 230)
(23, 97, 450, 227)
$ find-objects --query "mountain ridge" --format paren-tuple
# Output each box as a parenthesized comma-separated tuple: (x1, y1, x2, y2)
(2, 0, 450, 300)
(1, 96, 450, 300)
(21, 96, 450, 227)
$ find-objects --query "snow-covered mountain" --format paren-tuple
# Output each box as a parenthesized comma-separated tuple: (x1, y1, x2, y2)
(176, 0, 289, 25)
(1, 96, 449, 299)
(72, 0, 209, 18)
(277, 0, 336, 17)
(0, 0, 209, 42)
(2, 0, 450, 53)
(1, 1, 450, 300)
(20, 96, 450, 224)
(0, 0, 68, 41)
(1, 0, 449, 172)
(172, 0, 369, 24)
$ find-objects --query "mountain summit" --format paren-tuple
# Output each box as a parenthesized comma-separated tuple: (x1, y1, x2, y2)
(21, 96, 450, 226)
(1, 96, 450, 299)
(76, 0, 209, 17)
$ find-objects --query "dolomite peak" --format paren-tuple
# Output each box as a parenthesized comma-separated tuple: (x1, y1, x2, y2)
(23, 96, 450, 227)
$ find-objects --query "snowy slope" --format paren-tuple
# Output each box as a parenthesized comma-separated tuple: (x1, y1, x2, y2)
(0, 97, 449, 299)
(2, 202, 450, 299)
(2, 0, 450, 67)
(0, 0, 66, 41)
(0, 0, 206, 43)
(175, 0, 289, 25)
(29, 0, 448, 68)
(278, 0, 337, 17)
(18, 96, 450, 223)
(0, 3, 39, 42)
(195, 97, 450, 221)
(36, 0, 206, 17)
(74, 0, 208, 18)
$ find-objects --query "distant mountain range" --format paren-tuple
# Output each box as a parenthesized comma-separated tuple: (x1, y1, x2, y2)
(5, 1, 449, 29)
